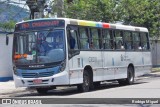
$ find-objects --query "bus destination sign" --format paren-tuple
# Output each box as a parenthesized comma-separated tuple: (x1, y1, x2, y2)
(15, 20, 65, 31)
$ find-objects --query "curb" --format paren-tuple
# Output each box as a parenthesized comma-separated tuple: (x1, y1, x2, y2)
(151, 70, 160, 73)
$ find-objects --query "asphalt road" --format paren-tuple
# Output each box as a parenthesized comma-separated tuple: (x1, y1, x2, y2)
(4, 72, 160, 98)
(1, 72, 160, 107)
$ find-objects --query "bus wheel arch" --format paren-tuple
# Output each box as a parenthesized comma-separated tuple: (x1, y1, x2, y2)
(77, 65, 94, 92)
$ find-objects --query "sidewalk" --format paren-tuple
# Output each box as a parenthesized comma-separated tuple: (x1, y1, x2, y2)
(0, 81, 27, 96)
(0, 68, 160, 97)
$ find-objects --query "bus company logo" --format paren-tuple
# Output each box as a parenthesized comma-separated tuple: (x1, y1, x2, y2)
(29, 65, 45, 68)
(2, 99, 11, 104)
(88, 57, 97, 62)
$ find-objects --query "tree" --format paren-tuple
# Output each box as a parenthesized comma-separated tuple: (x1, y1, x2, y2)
(50, 0, 160, 37)
(117, 0, 160, 37)
(64, 0, 118, 22)
(0, 20, 15, 31)
(51, 0, 64, 17)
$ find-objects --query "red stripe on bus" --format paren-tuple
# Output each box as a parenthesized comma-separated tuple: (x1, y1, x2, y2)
(102, 23, 110, 28)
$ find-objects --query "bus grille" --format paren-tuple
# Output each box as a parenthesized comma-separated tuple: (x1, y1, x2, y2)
(21, 71, 54, 78)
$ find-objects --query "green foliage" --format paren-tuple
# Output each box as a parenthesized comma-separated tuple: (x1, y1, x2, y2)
(51, 0, 160, 37)
(117, 0, 160, 37)
(63, 0, 117, 22)
(0, 20, 16, 31)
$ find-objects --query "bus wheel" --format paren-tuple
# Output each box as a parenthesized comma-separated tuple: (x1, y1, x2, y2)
(126, 66, 134, 85)
(36, 88, 48, 94)
(77, 71, 91, 92)
(118, 66, 134, 85)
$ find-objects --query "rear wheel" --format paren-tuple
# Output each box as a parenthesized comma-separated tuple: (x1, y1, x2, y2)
(118, 66, 134, 85)
(126, 66, 134, 84)
(77, 71, 92, 92)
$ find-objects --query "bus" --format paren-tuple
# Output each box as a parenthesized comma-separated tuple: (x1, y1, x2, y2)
(13, 18, 152, 94)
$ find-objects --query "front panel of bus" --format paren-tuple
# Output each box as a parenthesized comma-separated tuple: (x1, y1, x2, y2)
(13, 19, 69, 87)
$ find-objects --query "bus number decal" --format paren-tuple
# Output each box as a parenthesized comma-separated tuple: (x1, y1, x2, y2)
(88, 57, 97, 62)
(121, 54, 131, 61)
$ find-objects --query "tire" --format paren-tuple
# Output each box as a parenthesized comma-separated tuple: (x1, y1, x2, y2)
(118, 66, 134, 85)
(126, 66, 134, 85)
(77, 71, 91, 92)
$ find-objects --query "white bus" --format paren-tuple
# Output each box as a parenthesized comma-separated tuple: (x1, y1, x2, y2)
(13, 18, 152, 94)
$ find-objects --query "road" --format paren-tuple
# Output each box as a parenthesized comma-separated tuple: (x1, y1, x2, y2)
(1, 72, 160, 107)
(4, 72, 160, 98)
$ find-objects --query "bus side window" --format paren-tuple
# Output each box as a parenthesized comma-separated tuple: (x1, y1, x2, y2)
(124, 31, 133, 50)
(67, 27, 78, 50)
(140, 32, 150, 50)
(133, 32, 141, 50)
(114, 30, 124, 50)
(90, 28, 100, 49)
(79, 27, 90, 50)
(102, 29, 113, 49)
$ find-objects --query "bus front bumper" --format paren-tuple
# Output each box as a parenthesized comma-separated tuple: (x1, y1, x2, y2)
(13, 71, 69, 88)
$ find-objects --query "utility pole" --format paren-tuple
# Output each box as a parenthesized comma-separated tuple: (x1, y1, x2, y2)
(26, 0, 48, 19)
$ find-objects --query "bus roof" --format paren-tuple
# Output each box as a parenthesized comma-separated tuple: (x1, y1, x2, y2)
(67, 18, 148, 32)
(16, 18, 148, 32)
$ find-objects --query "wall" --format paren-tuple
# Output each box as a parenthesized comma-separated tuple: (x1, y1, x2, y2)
(0, 32, 13, 81)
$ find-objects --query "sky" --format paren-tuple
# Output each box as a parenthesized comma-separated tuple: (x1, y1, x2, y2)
(0, 0, 52, 10)
(0, 0, 29, 10)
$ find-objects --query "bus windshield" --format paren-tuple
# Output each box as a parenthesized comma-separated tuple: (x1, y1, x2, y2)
(13, 29, 65, 66)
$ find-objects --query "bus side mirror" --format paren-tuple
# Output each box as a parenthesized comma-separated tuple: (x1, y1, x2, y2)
(6, 35, 9, 45)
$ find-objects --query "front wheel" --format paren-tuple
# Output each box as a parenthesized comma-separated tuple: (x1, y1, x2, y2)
(77, 71, 91, 92)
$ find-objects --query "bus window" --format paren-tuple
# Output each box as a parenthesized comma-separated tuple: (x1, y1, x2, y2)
(133, 32, 141, 50)
(79, 27, 89, 50)
(124, 31, 133, 50)
(90, 28, 100, 49)
(102, 29, 113, 49)
(140, 32, 150, 50)
(67, 29, 78, 50)
(114, 30, 124, 50)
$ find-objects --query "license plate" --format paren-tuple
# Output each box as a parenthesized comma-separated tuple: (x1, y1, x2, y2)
(33, 79, 42, 84)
